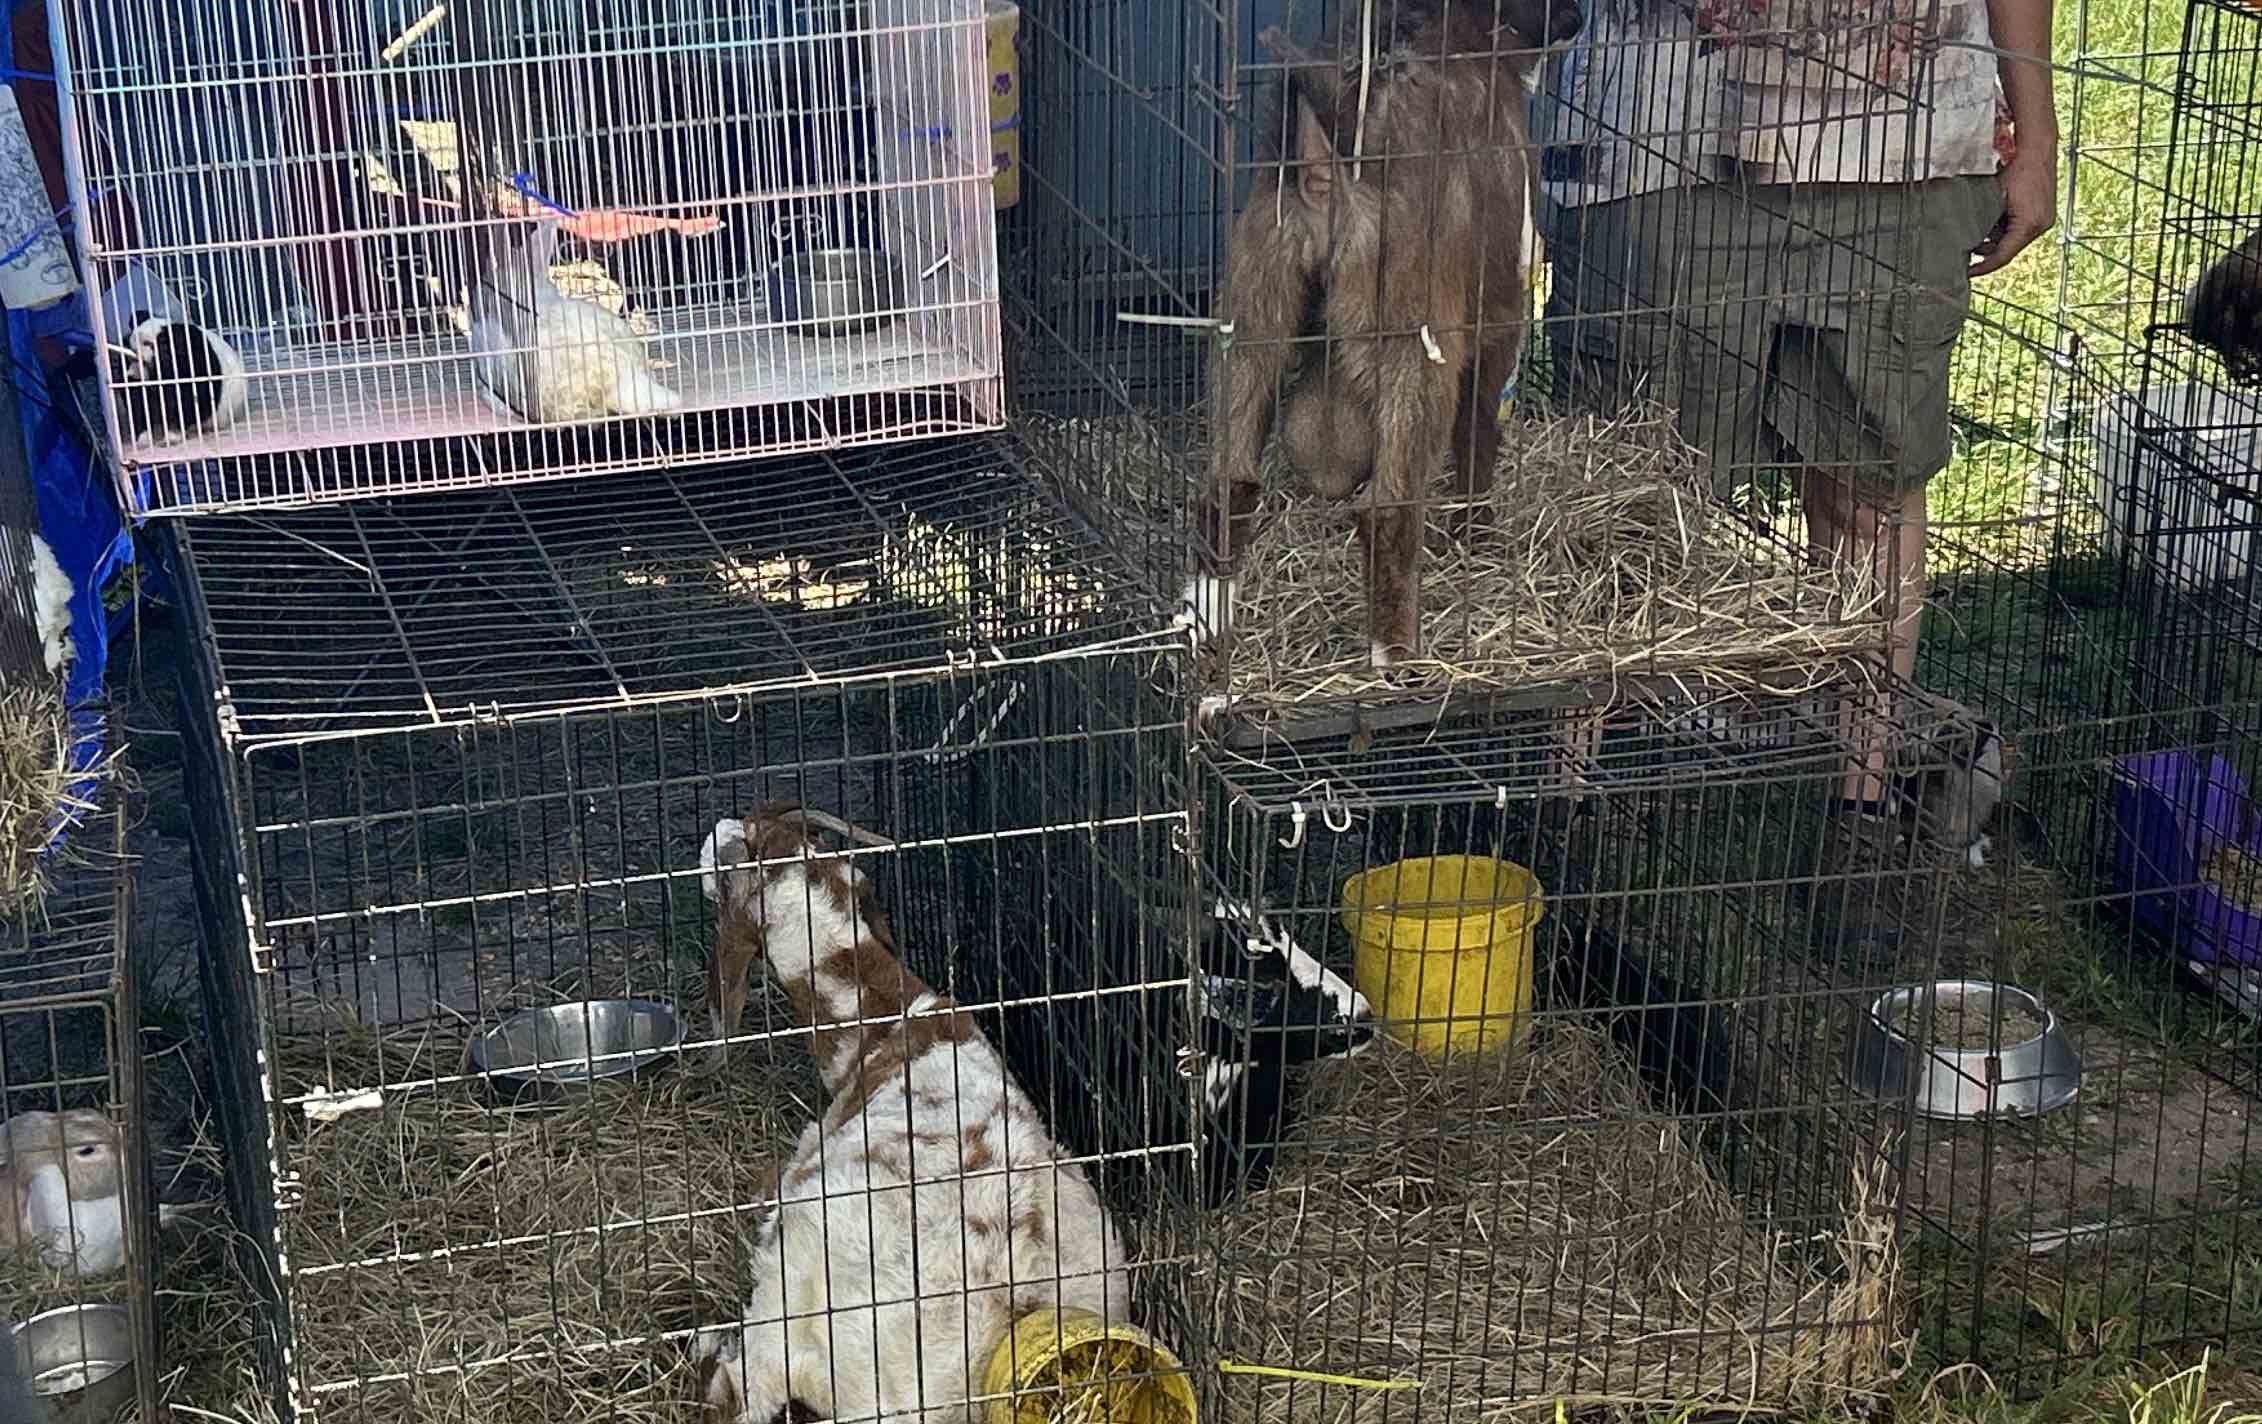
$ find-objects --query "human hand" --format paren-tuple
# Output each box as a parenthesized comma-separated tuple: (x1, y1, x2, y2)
(1970, 148, 2057, 278)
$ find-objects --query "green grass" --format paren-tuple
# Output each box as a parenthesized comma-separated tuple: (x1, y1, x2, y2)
(1934, 0, 2258, 548)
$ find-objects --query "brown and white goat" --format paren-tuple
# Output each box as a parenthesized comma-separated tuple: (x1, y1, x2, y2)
(1186, 0, 1582, 668)
(695, 803, 1133, 1424)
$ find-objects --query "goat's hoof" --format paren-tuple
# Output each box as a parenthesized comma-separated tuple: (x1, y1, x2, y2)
(1178, 573, 1238, 653)
(1368, 640, 1416, 671)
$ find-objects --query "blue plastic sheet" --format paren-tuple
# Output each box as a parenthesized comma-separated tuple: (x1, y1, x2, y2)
(4, 24, 132, 864)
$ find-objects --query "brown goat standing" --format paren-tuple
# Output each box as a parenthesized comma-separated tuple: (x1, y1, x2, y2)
(1186, 0, 1580, 668)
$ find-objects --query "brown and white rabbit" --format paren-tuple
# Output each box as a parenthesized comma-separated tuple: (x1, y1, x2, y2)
(0, 1109, 125, 1276)
(695, 804, 1133, 1424)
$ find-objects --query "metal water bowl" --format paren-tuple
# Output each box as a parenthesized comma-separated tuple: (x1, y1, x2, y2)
(12, 1304, 135, 1423)
(1852, 979, 2082, 1120)
(770, 246, 899, 338)
(466, 999, 683, 1096)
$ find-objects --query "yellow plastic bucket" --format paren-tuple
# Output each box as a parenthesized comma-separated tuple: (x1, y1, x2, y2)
(986, 2, 1022, 210)
(982, 1307, 1198, 1424)
(1338, 855, 1544, 1060)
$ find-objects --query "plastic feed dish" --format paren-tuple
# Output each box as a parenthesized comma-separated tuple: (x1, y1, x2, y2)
(981, 1307, 1197, 1424)
(1339, 855, 1544, 1060)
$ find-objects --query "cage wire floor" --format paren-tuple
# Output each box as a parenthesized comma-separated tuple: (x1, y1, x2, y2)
(167, 432, 1176, 741)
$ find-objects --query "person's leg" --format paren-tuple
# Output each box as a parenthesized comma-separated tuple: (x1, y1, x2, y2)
(1542, 181, 1790, 500)
(1773, 173, 2007, 962)
(1802, 470, 1929, 806)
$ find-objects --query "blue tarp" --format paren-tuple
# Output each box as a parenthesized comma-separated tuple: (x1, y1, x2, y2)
(4, 18, 133, 865)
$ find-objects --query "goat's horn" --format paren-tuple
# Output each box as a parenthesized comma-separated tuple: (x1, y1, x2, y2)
(781, 808, 898, 850)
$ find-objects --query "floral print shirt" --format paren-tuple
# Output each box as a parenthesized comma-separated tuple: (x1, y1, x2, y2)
(1533, 0, 2012, 207)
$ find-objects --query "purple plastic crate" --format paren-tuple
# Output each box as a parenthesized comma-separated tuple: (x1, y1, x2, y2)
(2110, 749, 2262, 970)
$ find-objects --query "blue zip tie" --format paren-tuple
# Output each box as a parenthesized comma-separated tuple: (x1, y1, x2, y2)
(1, 66, 54, 83)
(509, 171, 576, 218)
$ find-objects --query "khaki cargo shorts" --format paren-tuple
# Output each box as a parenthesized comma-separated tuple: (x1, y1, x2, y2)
(1542, 173, 2006, 505)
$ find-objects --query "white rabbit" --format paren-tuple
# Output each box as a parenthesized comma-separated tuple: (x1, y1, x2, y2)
(466, 219, 685, 425)
(695, 804, 1134, 1424)
(0, 1109, 126, 1277)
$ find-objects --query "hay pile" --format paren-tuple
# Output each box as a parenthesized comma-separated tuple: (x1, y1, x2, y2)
(0, 679, 91, 916)
(1178, 1025, 1902, 1421)
(1220, 406, 1888, 713)
(268, 1002, 818, 1424)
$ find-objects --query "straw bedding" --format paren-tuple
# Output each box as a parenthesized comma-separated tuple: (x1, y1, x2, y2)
(267, 999, 818, 1424)
(1020, 406, 1887, 720)
(9, 1010, 1899, 1424)
(0, 679, 94, 916)
(1177, 1024, 1902, 1421)
(1218, 407, 1887, 713)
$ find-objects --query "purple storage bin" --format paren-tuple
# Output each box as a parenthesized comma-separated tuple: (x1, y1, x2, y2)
(2110, 749, 2262, 970)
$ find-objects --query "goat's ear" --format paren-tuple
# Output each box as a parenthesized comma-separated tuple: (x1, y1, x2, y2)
(1293, 94, 1336, 207)
(699, 818, 748, 904)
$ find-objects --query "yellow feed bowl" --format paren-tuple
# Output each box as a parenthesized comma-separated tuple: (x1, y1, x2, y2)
(1339, 855, 1544, 1060)
(982, 1307, 1198, 1424)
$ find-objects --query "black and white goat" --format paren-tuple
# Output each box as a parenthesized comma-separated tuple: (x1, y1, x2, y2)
(1185, 888, 1376, 1207)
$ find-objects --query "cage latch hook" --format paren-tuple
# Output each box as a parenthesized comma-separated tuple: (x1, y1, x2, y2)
(1175, 1044, 1207, 1079)
(712, 692, 747, 725)
(1320, 786, 1352, 834)
(1278, 802, 1307, 850)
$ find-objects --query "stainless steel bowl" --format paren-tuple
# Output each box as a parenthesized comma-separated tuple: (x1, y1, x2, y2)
(771, 246, 899, 337)
(466, 1000, 683, 1093)
(12, 1304, 135, 1423)
(1851, 979, 2082, 1120)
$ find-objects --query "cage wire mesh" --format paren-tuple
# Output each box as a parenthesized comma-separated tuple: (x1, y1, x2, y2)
(0, 458, 80, 919)
(125, 0, 2262, 1413)
(2090, 0, 2262, 761)
(165, 464, 1202, 1423)
(0, 791, 161, 1424)
(1003, 0, 2262, 1404)
(50, 0, 1004, 515)
(0, 450, 56, 689)
(1183, 696, 1968, 1416)
(1005, 0, 1903, 747)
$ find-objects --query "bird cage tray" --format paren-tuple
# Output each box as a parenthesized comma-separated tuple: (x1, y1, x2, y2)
(49, 0, 1003, 515)
(117, 303, 997, 468)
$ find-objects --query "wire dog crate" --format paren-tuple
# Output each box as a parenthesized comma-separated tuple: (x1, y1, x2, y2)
(161, 441, 1203, 1423)
(2091, 0, 2262, 759)
(1184, 695, 1966, 1415)
(50, 0, 1004, 515)
(0, 795, 160, 1424)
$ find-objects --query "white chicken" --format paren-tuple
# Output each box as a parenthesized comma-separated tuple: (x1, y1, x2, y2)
(465, 219, 685, 425)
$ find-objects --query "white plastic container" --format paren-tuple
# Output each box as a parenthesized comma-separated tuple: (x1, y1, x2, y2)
(2092, 379, 2262, 593)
